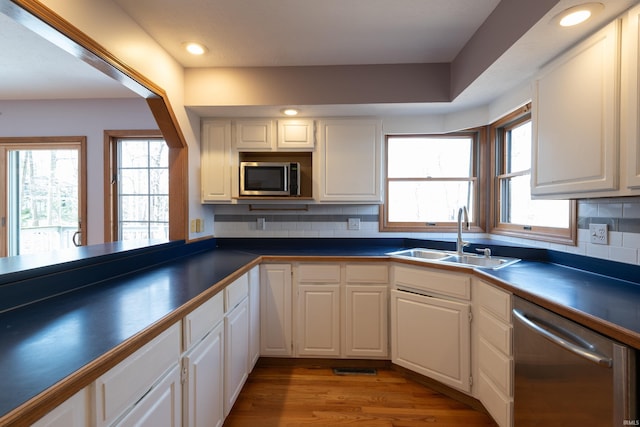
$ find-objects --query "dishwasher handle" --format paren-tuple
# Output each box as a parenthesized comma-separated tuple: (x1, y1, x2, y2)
(512, 308, 613, 367)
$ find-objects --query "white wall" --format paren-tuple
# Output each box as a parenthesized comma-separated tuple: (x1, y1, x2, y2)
(0, 98, 157, 244)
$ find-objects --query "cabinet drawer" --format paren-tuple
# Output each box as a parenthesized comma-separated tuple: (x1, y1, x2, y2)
(478, 371, 512, 427)
(298, 264, 341, 283)
(345, 264, 388, 283)
(393, 265, 470, 300)
(478, 307, 512, 355)
(475, 281, 511, 322)
(93, 322, 181, 427)
(183, 291, 224, 350)
(225, 273, 249, 312)
(478, 337, 512, 396)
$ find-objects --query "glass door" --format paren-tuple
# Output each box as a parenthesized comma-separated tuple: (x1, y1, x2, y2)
(1, 139, 85, 257)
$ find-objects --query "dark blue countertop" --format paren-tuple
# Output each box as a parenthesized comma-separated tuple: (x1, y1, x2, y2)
(1, 237, 639, 424)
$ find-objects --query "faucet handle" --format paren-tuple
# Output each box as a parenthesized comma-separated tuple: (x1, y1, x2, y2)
(476, 248, 491, 257)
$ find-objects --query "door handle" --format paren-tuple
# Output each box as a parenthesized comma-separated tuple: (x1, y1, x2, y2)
(72, 231, 82, 247)
(512, 308, 612, 367)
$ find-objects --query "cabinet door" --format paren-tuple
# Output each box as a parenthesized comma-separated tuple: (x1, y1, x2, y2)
(316, 119, 382, 202)
(32, 389, 89, 427)
(297, 284, 341, 356)
(345, 285, 388, 358)
(625, 5, 640, 188)
(201, 120, 233, 202)
(532, 20, 620, 197)
(248, 266, 260, 371)
(277, 119, 315, 150)
(234, 119, 275, 150)
(260, 264, 293, 356)
(115, 365, 181, 427)
(224, 298, 249, 416)
(391, 290, 471, 393)
(183, 322, 224, 427)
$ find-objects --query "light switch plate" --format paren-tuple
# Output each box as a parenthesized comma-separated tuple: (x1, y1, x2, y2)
(348, 218, 360, 230)
(589, 223, 608, 245)
(257, 217, 266, 230)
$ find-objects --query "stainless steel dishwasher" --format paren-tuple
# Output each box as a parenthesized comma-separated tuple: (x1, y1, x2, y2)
(513, 297, 637, 426)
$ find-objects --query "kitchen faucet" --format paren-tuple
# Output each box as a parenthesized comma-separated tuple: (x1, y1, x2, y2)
(457, 206, 470, 255)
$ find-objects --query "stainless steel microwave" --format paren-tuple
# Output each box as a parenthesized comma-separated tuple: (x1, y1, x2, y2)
(240, 161, 301, 196)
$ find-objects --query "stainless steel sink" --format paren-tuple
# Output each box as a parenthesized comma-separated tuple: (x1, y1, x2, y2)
(387, 248, 520, 270)
(387, 248, 452, 260)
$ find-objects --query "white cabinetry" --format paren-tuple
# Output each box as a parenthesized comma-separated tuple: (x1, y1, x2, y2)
(277, 119, 315, 150)
(248, 266, 261, 371)
(260, 264, 293, 356)
(31, 389, 89, 427)
(624, 5, 640, 189)
(473, 279, 513, 427)
(532, 20, 621, 197)
(201, 120, 233, 203)
(390, 265, 471, 393)
(224, 275, 250, 416)
(234, 119, 275, 151)
(315, 119, 382, 202)
(93, 323, 182, 427)
(344, 264, 389, 358)
(182, 292, 225, 427)
(296, 264, 341, 357)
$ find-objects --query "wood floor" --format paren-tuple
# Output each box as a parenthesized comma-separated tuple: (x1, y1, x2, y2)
(223, 361, 497, 427)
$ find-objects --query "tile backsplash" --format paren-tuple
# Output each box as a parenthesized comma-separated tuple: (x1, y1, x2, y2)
(212, 196, 640, 265)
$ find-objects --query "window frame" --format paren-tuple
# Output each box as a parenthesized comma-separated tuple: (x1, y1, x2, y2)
(104, 130, 168, 242)
(380, 129, 487, 233)
(490, 104, 577, 244)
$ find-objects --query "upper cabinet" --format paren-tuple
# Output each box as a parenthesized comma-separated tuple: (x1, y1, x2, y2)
(315, 119, 382, 203)
(201, 119, 233, 203)
(532, 19, 621, 198)
(625, 4, 640, 189)
(277, 119, 315, 150)
(234, 119, 276, 151)
(233, 119, 315, 151)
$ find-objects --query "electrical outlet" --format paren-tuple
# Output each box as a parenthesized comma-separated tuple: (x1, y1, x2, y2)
(190, 219, 196, 233)
(589, 223, 608, 245)
(347, 218, 360, 230)
(257, 217, 266, 230)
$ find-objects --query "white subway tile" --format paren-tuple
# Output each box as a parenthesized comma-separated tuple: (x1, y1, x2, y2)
(598, 203, 623, 217)
(622, 203, 640, 218)
(609, 247, 638, 265)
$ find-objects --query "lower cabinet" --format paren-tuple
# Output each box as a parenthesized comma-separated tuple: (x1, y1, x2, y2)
(31, 389, 89, 427)
(248, 266, 261, 371)
(224, 297, 249, 416)
(391, 289, 472, 393)
(297, 283, 341, 356)
(260, 264, 293, 356)
(182, 322, 225, 427)
(344, 284, 388, 358)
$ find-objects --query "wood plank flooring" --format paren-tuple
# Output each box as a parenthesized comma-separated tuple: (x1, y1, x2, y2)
(223, 361, 497, 426)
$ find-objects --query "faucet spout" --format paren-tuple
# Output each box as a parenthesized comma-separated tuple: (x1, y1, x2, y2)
(457, 206, 470, 255)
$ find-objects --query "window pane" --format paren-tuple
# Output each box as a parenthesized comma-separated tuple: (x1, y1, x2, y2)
(119, 140, 148, 167)
(501, 175, 569, 228)
(150, 196, 169, 222)
(388, 180, 474, 222)
(119, 195, 149, 221)
(119, 169, 149, 194)
(388, 137, 473, 178)
(148, 140, 168, 167)
(507, 121, 531, 173)
(149, 169, 169, 194)
(120, 222, 149, 240)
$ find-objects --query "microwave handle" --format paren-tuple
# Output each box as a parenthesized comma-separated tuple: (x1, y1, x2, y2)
(284, 164, 289, 192)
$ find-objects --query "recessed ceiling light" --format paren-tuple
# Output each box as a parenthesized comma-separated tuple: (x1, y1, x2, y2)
(282, 108, 299, 116)
(554, 3, 604, 27)
(183, 42, 208, 55)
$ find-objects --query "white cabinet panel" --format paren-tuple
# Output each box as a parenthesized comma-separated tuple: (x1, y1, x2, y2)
(224, 298, 249, 416)
(532, 20, 620, 196)
(248, 266, 261, 371)
(115, 366, 181, 427)
(345, 285, 388, 358)
(391, 289, 471, 393)
(624, 5, 640, 188)
(201, 120, 233, 202)
(225, 273, 249, 312)
(183, 292, 224, 351)
(183, 322, 224, 427)
(297, 284, 341, 357)
(234, 119, 275, 150)
(316, 119, 382, 202)
(260, 264, 293, 356)
(393, 264, 471, 300)
(32, 389, 89, 427)
(277, 119, 315, 150)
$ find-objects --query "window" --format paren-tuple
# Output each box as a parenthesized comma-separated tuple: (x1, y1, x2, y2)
(0, 137, 86, 257)
(105, 131, 169, 242)
(491, 105, 576, 244)
(381, 131, 485, 231)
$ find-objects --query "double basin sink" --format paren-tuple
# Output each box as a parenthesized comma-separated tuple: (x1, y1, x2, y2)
(387, 248, 520, 270)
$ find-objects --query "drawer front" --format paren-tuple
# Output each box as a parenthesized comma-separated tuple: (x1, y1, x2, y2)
(225, 273, 249, 312)
(393, 265, 470, 300)
(345, 264, 389, 283)
(478, 337, 512, 396)
(94, 322, 181, 427)
(476, 280, 511, 322)
(478, 371, 512, 427)
(183, 291, 224, 350)
(478, 308, 512, 355)
(298, 264, 341, 283)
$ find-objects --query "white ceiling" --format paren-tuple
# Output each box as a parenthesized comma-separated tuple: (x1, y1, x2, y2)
(1, 0, 639, 117)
